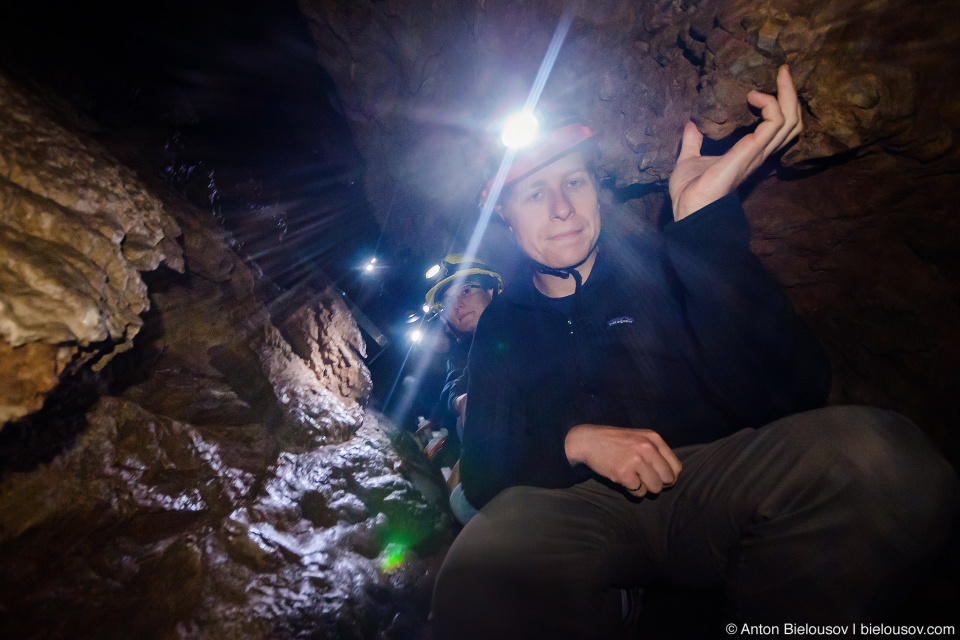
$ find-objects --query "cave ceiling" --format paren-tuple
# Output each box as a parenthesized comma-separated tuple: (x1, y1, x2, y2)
(300, 0, 959, 253)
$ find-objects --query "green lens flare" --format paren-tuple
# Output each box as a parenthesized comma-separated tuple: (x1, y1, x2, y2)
(379, 540, 409, 572)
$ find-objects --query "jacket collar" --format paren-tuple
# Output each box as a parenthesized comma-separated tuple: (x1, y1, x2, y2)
(502, 236, 613, 308)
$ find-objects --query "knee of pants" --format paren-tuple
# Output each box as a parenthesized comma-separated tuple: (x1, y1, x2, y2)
(432, 485, 635, 640)
(435, 488, 534, 601)
(764, 405, 959, 533)
(435, 485, 598, 587)
(432, 484, 620, 601)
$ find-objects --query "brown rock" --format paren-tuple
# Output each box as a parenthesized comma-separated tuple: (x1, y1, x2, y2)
(0, 394, 449, 639)
(0, 74, 183, 427)
(844, 74, 881, 110)
(0, 340, 68, 423)
(0, 37, 448, 640)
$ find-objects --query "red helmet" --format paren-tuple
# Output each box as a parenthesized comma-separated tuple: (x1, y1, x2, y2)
(479, 114, 595, 209)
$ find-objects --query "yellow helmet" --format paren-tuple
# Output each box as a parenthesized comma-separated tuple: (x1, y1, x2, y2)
(425, 254, 504, 314)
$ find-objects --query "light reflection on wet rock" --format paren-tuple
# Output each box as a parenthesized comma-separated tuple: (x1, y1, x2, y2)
(0, 81, 451, 636)
(0, 398, 450, 639)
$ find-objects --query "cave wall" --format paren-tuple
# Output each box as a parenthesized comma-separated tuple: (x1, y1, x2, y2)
(299, 0, 958, 230)
(0, 74, 449, 639)
(300, 0, 960, 461)
(0, 74, 184, 423)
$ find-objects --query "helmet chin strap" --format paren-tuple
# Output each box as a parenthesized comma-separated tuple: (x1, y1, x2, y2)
(529, 239, 598, 324)
(528, 237, 599, 284)
(528, 238, 598, 329)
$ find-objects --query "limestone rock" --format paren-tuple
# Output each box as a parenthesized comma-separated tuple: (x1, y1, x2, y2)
(118, 193, 274, 430)
(0, 76, 182, 273)
(120, 195, 371, 445)
(0, 67, 450, 637)
(0, 397, 448, 640)
(0, 74, 183, 425)
(1, 166, 445, 638)
(300, 0, 955, 208)
(264, 288, 372, 444)
(0, 340, 70, 424)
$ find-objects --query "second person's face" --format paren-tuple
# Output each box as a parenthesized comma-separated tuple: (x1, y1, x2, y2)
(443, 283, 493, 335)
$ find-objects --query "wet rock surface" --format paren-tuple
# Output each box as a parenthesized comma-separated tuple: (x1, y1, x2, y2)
(0, 72, 451, 639)
(301, 0, 960, 463)
(0, 398, 448, 640)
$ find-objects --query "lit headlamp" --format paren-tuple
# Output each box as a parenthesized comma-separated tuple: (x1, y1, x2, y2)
(500, 111, 540, 149)
(479, 112, 595, 208)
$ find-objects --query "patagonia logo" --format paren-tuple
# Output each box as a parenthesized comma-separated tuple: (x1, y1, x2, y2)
(607, 316, 634, 326)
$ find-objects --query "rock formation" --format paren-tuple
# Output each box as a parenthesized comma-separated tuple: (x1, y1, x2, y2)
(300, 0, 960, 462)
(0, 74, 450, 639)
(0, 74, 184, 423)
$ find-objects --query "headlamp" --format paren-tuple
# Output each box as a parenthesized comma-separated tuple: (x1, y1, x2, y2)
(424, 254, 504, 314)
(478, 113, 595, 209)
(501, 111, 540, 149)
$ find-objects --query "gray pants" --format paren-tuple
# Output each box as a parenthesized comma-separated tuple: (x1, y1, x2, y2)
(431, 407, 959, 639)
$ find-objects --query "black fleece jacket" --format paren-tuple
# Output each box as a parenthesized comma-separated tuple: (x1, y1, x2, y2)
(461, 194, 831, 508)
